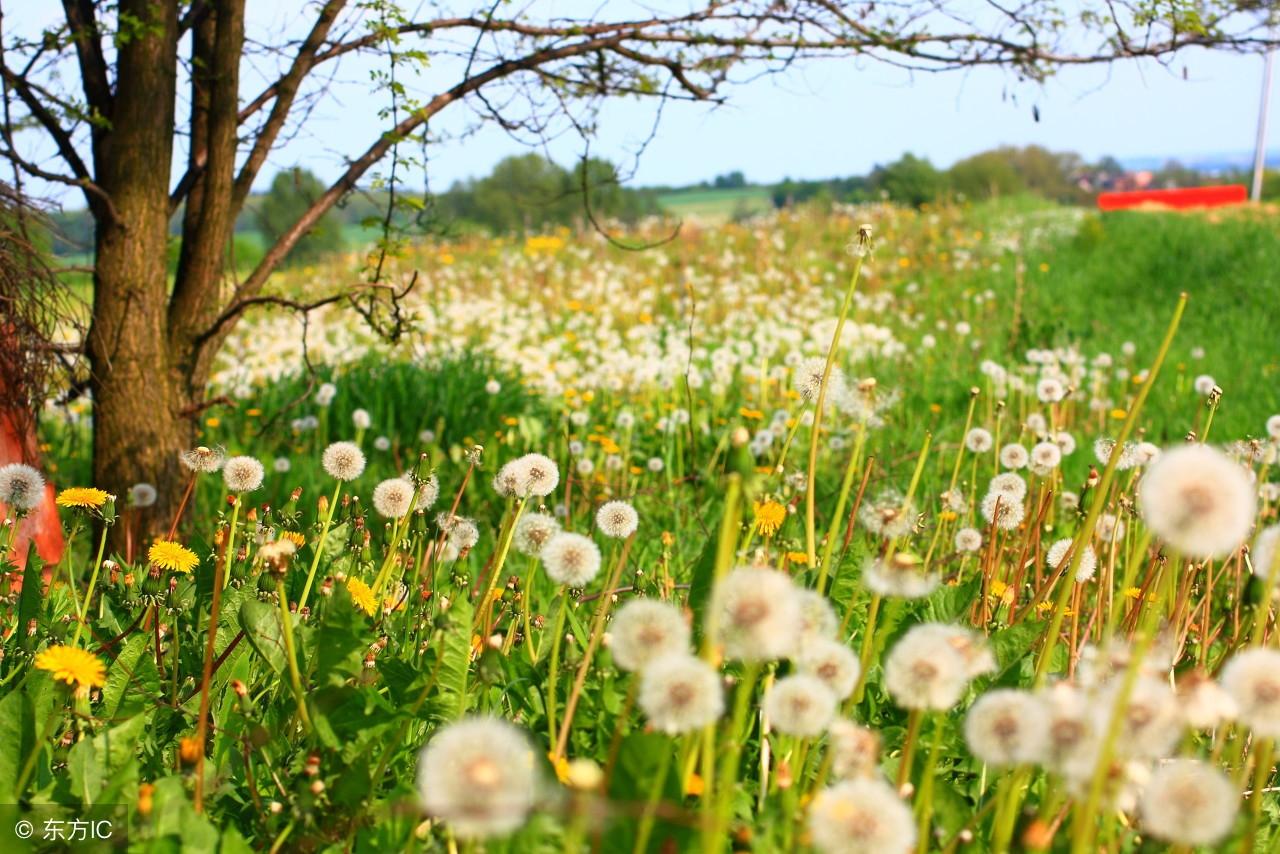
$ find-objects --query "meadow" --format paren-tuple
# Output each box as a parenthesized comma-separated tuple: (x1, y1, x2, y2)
(6, 199, 1280, 852)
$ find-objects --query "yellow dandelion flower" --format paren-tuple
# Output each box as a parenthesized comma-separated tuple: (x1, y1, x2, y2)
(753, 500, 787, 537)
(148, 540, 200, 574)
(548, 752, 572, 785)
(1110, 408, 1127, 420)
(35, 645, 106, 693)
(785, 550, 809, 565)
(348, 577, 377, 616)
(56, 487, 111, 509)
(739, 407, 764, 420)
(281, 531, 306, 547)
(684, 771, 704, 797)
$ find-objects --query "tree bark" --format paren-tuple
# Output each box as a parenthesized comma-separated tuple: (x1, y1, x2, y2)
(86, 0, 186, 547)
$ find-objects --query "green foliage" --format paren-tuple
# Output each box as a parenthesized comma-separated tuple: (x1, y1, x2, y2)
(869, 153, 948, 207)
(257, 167, 344, 266)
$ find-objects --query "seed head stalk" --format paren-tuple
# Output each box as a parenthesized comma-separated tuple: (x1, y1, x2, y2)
(298, 479, 343, 612)
(1035, 292, 1187, 685)
(804, 237, 869, 568)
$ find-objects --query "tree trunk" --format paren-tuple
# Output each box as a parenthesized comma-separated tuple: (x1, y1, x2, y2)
(87, 0, 186, 550)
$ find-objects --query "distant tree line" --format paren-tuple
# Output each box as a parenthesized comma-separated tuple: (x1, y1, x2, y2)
(770, 145, 1280, 209)
(43, 147, 1280, 262)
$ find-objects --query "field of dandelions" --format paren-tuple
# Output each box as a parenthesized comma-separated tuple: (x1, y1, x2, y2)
(6, 201, 1280, 852)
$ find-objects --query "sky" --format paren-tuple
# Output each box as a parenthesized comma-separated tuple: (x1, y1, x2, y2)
(11, 3, 1279, 200)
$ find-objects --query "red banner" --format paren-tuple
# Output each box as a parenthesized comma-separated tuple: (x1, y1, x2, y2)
(1097, 185, 1248, 210)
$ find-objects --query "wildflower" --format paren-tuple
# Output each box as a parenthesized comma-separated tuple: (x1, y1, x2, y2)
(794, 589, 839, 645)
(1099, 676, 1183, 760)
(180, 446, 225, 473)
(445, 517, 480, 551)
(858, 491, 915, 539)
(519, 453, 560, 497)
(1221, 648, 1280, 738)
(1175, 670, 1238, 729)
(710, 566, 803, 662)
(999, 444, 1029, 470)
(765, 674, 837, 737)
(794, 356, 845, 403)
(595, 500, 639, 539)
(827, 720, 881, 780)
(352, 408, 372, 430)
(149, 540, 199, 574)
(512, 512, 560, 557)
(1138, 444, 1256, 558)
(608, 599, 690, 673)
(35, 645, 106, 694)
(1096, 512, 1125, 543)
(0, 463, 45, 511)
(1267, 414, 1280, 441)
(322, 441, 367, 481)
(964, 428, 993, 454)
(417, 473, 440, 510)
(1192, 374, 1217, 396)
(273, 457, 291, 473)
(808, 779, 915, 854)
(863, 553, 938, 599)
(541, 532, 601, 587)
(884, 623, 972, 711)
(1250, 524, 1280, 583)
(638, 654, 724, 734)
(315, 382, 337, 406)
(1036, 376, 1066, 403)
(964, 689, 1047, 768)
(129, 482, 158, 508)
(373, 436, 391, 452)
(223, 456, 265, 493)
(1045, 538, 1097, 582)
(372, 477, 415, 518)
(56, 487, 111, 510)
(980, 492, 1025, 531)
(1030, 441, 1061, 470)
(416, 717, 538, 838)
(492, 459, 529, 497)
(954, 528, 983, 553)
(1036, 683, 1093, 773)
(753, 499, 787, 537)
(348, 577, 378, 616)
(1139, 759, 1238, 847)
(988, 472, 1027, 502)
(797, 638, 861, 700)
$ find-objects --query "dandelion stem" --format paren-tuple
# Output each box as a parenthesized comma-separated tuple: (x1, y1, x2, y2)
(71, 525, 109, 648)
(276, 588, 312, 733)
(635, 744, 674, 854)
(298, 479, 342, 612)
(805, 248, 867, 568)
(545, 588, 571, 747)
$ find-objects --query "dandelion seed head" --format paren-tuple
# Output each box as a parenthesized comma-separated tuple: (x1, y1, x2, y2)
(513, 512, 560, 557)
(711, 566, 803, 662)
(808, 779, 915, 854)
(129, 482, 157, 508)
(541, 532, 601, 587)
(795, 357, 845, 403)
(1139, 759, 1238, 847)
(1221, 648, 1280, 738)
(980, 491, 1025, 531)
(638, 653, 724, 734)
(372, 477, 415, 518)
(797, 638, 861, 700)
(795, 589, 839, 645)
(609, 599, 690, 673)
(827, 720, 881, 781)
(954, 527, 983, 553)
(223, 456, 265, 493)
(352, 408, 372, 430)
(322, 441, 367, 482)
(766, 674, 837, 737)
(180, 445, 225, 474)
(999, 444, 1029, 470)
(1138, 444, 1256, 558)
(1046, 538, 1098, 582)
(595, 500, 639, 538)
(965, 427, 993, 454)
(416, 717, 538, 838)
(964, 689, 1047, 768)
(1030, 441, 1062, 470)
(884, 623, 971, 711)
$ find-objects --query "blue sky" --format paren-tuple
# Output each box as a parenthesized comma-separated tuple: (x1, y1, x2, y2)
(13, 4, 1278, 199)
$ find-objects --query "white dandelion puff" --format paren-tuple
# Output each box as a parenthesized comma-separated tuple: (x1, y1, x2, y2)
(512, 512, 560, 557)
(710, 566, 803, 662)
(595, 500, 639, 539)
(416, 717, 538, 839)
(322, 441, 367, 482)
(797, 638, 861, 700)
(765, 674, 837, 737)
(1139, 759, 1238, 847)
(541, 532, 601, 587)
(964, 689, 1048, 768)
(372, 477, 415, 518)
(609, 599, 690, 673)
(1138, 443, 1256, 558)
(1046, 538, 1098, 582)
(1221, 648, 1280, 738)
(223, 456, 265, 493)
(0, 463, 44, 511)
(638, 653, 724, 734)
(808, 779, 915, 854)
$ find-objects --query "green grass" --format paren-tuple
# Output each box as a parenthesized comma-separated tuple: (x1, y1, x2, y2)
(655, 187, 773, 222)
